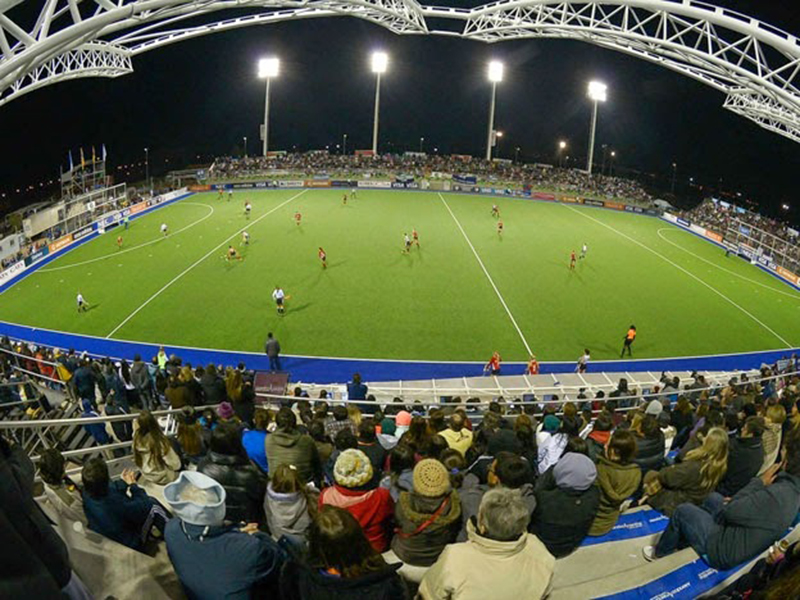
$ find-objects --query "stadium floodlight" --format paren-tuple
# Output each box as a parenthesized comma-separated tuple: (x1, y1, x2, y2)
(486, 60, 504, 161)
(586, 80, 608, 174)
(258, 57, 280, 157)
(371, 52, 389, 155)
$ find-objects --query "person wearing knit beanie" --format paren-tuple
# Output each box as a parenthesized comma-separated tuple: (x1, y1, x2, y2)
(413, 459, 451, 497)
(543, 415, 561, 433)
(333, 448, 374, 488)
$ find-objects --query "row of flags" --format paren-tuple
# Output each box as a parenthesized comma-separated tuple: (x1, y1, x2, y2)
(67, 144, 107, 171)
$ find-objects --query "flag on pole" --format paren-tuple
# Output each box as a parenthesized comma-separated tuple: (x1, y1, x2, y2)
(68, 151, 74, 171)
(102, 144, 107, 162)
(80, 148, 85, 169)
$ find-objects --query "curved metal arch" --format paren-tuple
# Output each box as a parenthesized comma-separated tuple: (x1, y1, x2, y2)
(0, 1, 799, 144)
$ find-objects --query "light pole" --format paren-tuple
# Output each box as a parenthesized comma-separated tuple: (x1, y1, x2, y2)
(419, 136, 425, 153)
(371, 51, 388, 156)
(494, 131, 504, 158)
(486, 60, 504, 161)
(514, 146, 521, 164)
(671, 162, 677, 193)
(144, 147, 149, 191)
(558, 140, 567, 167)
(610, 150, 616, 176)
(243, 136, 247, 158)
(586, 80, 607, 175)
(258, 57, 280, 157)
(342, 133, 348, 155)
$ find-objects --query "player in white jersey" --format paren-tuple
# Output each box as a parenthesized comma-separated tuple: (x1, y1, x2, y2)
(228, 189, 233, 201)
(242, 231, 250, 246)
(580, 243, 588, 259)
(161, 223, 168, 237)
(272, 286, 286, 315)
(77, 292, 87, 313)
(402, 233, 411, 254)
(244, 202, 252, 218)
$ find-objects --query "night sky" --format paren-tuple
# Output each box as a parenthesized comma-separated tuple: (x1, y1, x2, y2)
(1, 0, 799, 221)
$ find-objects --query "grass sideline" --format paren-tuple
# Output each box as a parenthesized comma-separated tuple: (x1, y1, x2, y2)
(0, 189, 798, 362)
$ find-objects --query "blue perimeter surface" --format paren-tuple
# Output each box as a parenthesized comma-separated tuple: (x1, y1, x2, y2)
(1, 190, 798, 383)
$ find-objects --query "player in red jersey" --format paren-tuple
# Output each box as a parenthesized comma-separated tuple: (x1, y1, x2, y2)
(497, 220, 504, 236)
(527, 355, 540, 375)
(484, 351, 502, 375)
(412, 228, 420, 248)
(117, 235, 123, 249)
(294, 210, 302, 226)
(318, 247, 327, 269)
(569, 250, 577, 270)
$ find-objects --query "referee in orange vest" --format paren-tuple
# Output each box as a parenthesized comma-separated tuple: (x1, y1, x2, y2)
(621, 325, 637, 358)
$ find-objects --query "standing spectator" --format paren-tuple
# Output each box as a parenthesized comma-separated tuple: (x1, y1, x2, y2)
(644, 435, 800, 568)
(200, 364, 226, 406)
(419, 487, 555, 600)
(81, 458, 169, 552)
(530, 452, 600, 557)
(347, 373, 368, 402)
(242, 408, 270, 474)
(131, 354, 155, 410)
(439, 413, 473, 457)
(133, 410, 182, 485)
(165, 376, 192, 409)
(199, 422, 267, 524)
(72, 358, 97, 407)
(164, 471, 285, 598)
(280, 506, 407, 599)
(265, 407, 321, 484)
(263, 464, 315, 541)
(157, 346, 168, 371)
(391, 458, 462, 567)
(319, 449, 394, 552)
(717, 416, 764, 497)
(80, 398, 110, 446)
(265, 332, 282, 371)
(589, 430, 641, 536)
(642, 427, 728, 516)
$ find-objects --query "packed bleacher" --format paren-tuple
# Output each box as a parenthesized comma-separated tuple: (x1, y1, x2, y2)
(209, 153, 655, 205)
(2, 337, 800, 598)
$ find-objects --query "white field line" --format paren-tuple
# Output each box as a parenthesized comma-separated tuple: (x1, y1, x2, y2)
(106, 190, 307, 338)
(656, 228, 800, 301)
(438, 192, 533, 356)
(39, 202, 216, 273)
(564, 204, 793, 348)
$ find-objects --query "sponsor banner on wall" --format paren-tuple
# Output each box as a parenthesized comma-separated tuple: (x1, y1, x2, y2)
(357, 180, 392, 189)
(232, 182, 255, 189)
(25, 247, 50, 266)
(304, 180, 331, 188)
(73, 224, 96, 241)
(532, 192, 556, 201)
(624, 205, 644, 213)
(689, 223, 707, 236)
(189, 185, 211, 192)
(48, 234, 74, 254)
(605, 201, 625, 211)
(278, 180, 305, 188)
(561, 196, 580, 204)
(583, 199, 605, 207)
(645, 209, 662, 217)
(453, 174, 477, 185)
(662, 212, 679, 224)
(777, 266, 799, 284)
(677, 218, 691, 227)
(129, 202, 148, 216)
(0, 261, 25, 285)
(330, 180, 356, 188)
(705, 230, 723, 243)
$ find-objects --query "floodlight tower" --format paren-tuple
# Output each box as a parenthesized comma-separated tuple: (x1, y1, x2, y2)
(558, 140, 567, 167)
(586, 80, 607, 175)
(371, 52, 388, 156)
(486, 61, 504, 161)
(258, 57, 280, 157)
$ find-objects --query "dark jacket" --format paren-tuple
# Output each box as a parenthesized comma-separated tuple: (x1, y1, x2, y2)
(647, 459, 710, 516)
(531, 467, 600, 557)
(265, 429, 321, 484)
(391, 491, 462, 566)
(633, 431, 666, 473)
(198, 451, 267, 523)
(706, 473, 800, 569)
(72, 365, 97, 400)
(130, 360, 152, 394)
(200, 372, 227, 405)
(82, 480, 161, 551)
(716, 436, 764, 498)
(165, 520, 285, 600)
(280, 559, 408, 600)
(0, 438, 71, 597)
(455, 473, 486, 542)
(586, 429, 611, 463)
(359, 440, 388, 476)
(265, 338, 281, 358)
(166, 382, 192, 409)
(589, 456, 642, 536)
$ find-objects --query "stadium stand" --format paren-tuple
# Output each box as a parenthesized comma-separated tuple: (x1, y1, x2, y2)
(1, 335, 800, 599)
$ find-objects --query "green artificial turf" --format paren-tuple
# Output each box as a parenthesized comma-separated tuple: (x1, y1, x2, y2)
(1, 189, 798, 362)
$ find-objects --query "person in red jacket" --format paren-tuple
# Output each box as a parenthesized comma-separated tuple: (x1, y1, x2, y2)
(319, 448, 394, 552)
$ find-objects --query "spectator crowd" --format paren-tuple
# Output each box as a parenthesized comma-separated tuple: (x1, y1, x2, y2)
(3, 336, 800, 599)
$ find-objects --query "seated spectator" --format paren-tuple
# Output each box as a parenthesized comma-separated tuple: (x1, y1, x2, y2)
(717, 416, 764, 497)
(676, 408, 724, 462)
(633, 413, 666, 473)
(324, 405, 358, 439)
(644, 435, 800, 568)
(242, 408, 270, 474)
(641, 427, 728, 516)
(513, 415, 538, 468)
(81, 458, 169, 552)
(265, 407, 321, 484)
(589, 430, 641, 536)
(164, 471, 285, 598)
(536, 415, 568, 474)
(394, 410, 412, 438)
(309, 419, 334, 465)
(759, 404, 786, 476)
(377, 415, 400, 451)
(165, 376, 191, 409)
(199, 422, 267, 524)
(38, 448, 87, 525)
(217, 401, 241, 426)
(176, 411, 207, 466)
(325, 429, 358, 486)
(391, 458, 462, 567)
(420, 434, 449, 461)
(358, 418, 387, 475)
(439, 413, 473, 457)
(419, 487, 555, 600)
(586, 412, 613, 462)
(670, 396, 695, 449)
(280, 506, 407, 599)
(263, 464, 315, 541)
(531, 452, 599, 557)
(319, 449, 394, 552)
(381, 442, 416, 502)
(400, 416, 432, 454)
(133, 410, 182, 485)
(200, 364, 226, 405)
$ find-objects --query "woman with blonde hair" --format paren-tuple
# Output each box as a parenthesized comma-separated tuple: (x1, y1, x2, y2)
(133, 410, 182, 485)
(346, 404, 363, 427)
(641, 427, 728, 516)
(225, 367, 243, 404)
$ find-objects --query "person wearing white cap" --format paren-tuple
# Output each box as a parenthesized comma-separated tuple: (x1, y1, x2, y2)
(164, 471, 285, 599)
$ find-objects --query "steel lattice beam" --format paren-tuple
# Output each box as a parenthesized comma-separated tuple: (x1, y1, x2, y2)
(0, 1, 799, 145)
